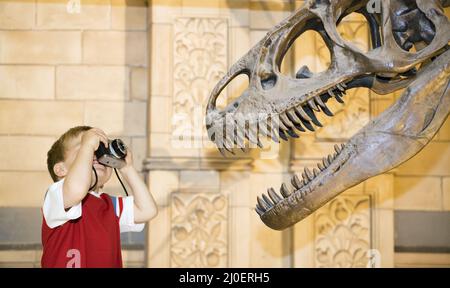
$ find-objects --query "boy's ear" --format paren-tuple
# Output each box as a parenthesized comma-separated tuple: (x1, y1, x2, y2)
(53, 162, 67, 178)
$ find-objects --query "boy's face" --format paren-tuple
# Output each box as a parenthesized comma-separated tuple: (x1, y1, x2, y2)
(63, 132, 113, 189)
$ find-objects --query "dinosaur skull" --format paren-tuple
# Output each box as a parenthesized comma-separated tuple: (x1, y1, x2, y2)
(206, 0, 450, 230)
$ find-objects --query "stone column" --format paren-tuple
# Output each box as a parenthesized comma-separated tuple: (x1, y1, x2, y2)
(288, 9, 394, 267)
(145, 0, 299, 268)
(145, 0, 253, 268)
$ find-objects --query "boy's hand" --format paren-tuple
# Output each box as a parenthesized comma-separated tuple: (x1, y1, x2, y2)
(120, 149, 134, 172)
(81, 128, 109, 151)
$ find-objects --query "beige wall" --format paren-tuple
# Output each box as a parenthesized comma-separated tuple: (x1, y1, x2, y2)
(0, 0, 148, 204)
(0, 0, 148, 267)
(146, 0, 450, 268)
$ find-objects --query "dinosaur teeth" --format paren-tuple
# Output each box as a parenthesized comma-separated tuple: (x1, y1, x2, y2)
(277, 115, 290, 131)
(327, 154, 334, 163)
(301, 170, 307, 181)
(256, 138, 264, 149)
(328, 89, 335, 97)
(279, 113, 294, 127)
(241, 146, 249, 153)
(278, 129, 289, 141)
(280, 183, 292, 198)
(257, 121, 269, 136)
(287, 109, 302, 125)
(301, 119, 315, 131)
(318, 162, 325, 171)
(303, 105, 322, 127)
(246, 125, 259, 144)
(254, 81, 351, 147)
(271, 133, 280, 143)
(265, 130, 280, 143)
(268, 188, 283, 204)
(291, 174, 303, 190)
(294, 123, 306, 133)
(263, 121, 280, 143)
(293, 104, 318, 130)
(294, 106, 312, 122)
(223, 126, 236, 153)
(257, 196, 270, 211)
(320, 102, 334, 117)
(308, 99, 320, 112)
(234, 133, 244, 147)
(286, 129, 300, 138)
(234, 127, 246, 150)
(313, 168, 319, 178)
(255, 141, 348, 209)
(300, 106, 316, 131)
(303, 177, 309, 186)
(314, 96, 326, 108)
(296, 65, 313, 79)
(249, 126, 263, 149)
(218, 148, 227, 157)
(304, 167, 314, 181)
(280, 112, 303, 138)
(327, 88, 345, 104)
(255, 202, 264, 211)
(255, 207, 264, 216)
(262, 194, 274, 207)
(223, 139, 235, 154)
(334, 93, 345, 104)
(334, 144, 342, 154)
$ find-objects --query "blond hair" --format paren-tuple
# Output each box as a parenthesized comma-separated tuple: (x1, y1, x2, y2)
(47, 126, 92, 182)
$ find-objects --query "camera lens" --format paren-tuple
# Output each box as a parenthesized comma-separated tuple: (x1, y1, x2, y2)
(110, 139, 127, 159)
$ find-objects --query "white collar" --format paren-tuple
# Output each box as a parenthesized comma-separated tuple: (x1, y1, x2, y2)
(89, 191, 103, 198)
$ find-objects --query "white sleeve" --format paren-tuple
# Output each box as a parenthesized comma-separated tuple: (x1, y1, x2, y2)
(118, 196, 145, 233)
(42, 179, 82, 229)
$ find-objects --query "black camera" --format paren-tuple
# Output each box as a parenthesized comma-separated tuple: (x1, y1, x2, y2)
(94, 139, 127, 169)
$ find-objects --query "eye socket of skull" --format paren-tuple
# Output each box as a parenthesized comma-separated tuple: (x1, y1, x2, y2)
(336, 12, 375, 53)
(275, 8, 375, 78)
(277, 18, 319, 59)
(207, 70, 250, 113)
(279, 29, 333, 78)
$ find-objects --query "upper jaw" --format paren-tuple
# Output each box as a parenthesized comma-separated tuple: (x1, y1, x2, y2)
(206, 76, 354, 151)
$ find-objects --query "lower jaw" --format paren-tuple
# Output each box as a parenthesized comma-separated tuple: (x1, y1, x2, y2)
(259, 50, 450, 230)
(260, 149, 356, 230)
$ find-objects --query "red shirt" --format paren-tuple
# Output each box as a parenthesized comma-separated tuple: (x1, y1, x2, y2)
(41, 193, 123, 268)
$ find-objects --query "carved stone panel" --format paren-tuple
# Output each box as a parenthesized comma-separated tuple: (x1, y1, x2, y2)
(315, 195, 371, 268)
(173, 17, 228, 142)
(170, 193, 228, 268)
(315, 21, 370, 140)
(315, 87, 370, 140)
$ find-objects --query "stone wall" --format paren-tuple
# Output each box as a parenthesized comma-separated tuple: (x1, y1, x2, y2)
(0, 0, 148, 267)
(0, 0, 448, 268)
(146, 0, 450, 268)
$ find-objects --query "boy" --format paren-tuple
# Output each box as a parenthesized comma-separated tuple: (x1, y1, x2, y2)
(41, 126, 157, 268)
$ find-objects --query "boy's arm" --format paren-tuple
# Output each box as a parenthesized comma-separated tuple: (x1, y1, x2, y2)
(63, 129, 109, 209)
(119, 151, 158, 223)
